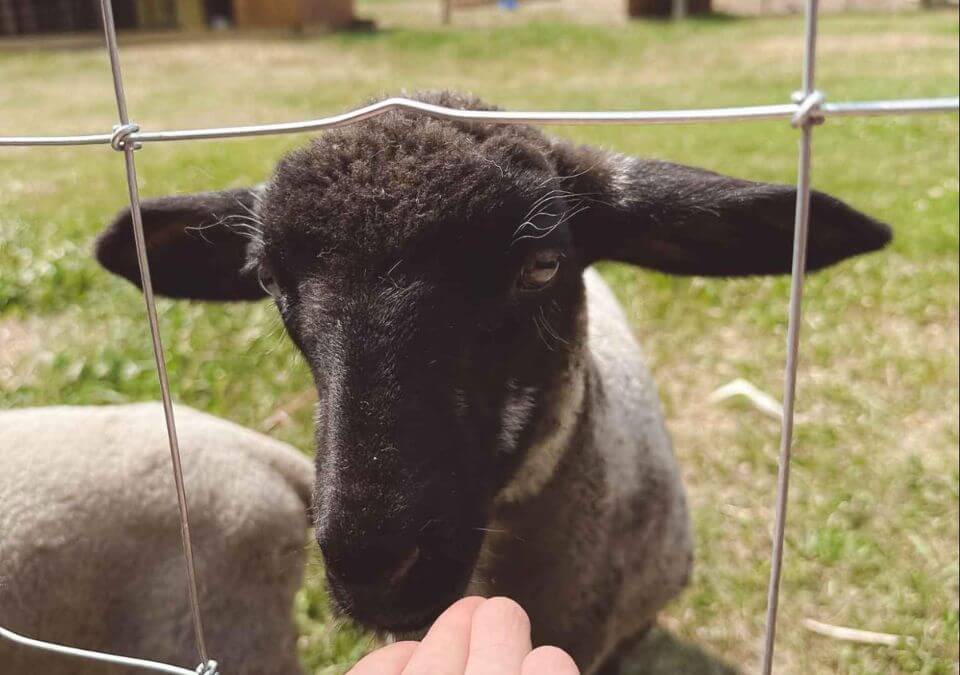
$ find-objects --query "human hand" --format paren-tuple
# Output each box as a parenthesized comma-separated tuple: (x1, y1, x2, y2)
(347, 596, 580, 675)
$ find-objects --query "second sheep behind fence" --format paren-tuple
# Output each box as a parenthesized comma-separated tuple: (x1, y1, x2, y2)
(0, 403, 313, 675)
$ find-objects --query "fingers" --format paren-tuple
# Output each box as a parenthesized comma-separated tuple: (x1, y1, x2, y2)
(522, 646, 581, 675)
(463, 596, 532, 675)
(401, 596, 486, 675)
(348, 640, 419, 675)
(347, 596, 579, 675)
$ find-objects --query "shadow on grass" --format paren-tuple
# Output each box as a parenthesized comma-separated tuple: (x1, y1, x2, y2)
(626, 10, 747, 24)
(689, 11, 749, 23)
(611, 628, 741, 675)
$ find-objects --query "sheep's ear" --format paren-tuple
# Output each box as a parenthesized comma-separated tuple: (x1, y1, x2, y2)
(554, 144, 892, 275)
(95, 188, 267, 300)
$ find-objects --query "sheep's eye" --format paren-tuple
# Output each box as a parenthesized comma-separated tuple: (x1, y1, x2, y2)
(258, 266, 281, 299)
(519, 250, 561, 290)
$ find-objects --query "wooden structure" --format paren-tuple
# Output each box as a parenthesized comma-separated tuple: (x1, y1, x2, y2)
(0, 0, 359, 36)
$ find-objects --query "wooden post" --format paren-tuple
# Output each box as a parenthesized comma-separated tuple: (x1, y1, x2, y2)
(175, 0, 206, 29)
(442, 0, 452, 24)
(0, 0, 16, 36)
(298, 0, 359, 30)
(234, 0, 299, 28)
(672, 0, 688, 19)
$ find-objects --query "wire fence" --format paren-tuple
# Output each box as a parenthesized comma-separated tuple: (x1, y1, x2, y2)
(0, 0, 957, 673)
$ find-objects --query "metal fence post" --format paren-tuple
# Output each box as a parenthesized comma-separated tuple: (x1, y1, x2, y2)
(673, 0, 689, 20)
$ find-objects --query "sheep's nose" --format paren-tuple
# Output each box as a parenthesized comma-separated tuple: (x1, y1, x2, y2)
(320, 532, 421, 587)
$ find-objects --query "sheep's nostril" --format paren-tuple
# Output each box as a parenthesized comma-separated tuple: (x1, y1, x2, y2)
(321, 533, 422, 588)
(388, 545, 420, 586)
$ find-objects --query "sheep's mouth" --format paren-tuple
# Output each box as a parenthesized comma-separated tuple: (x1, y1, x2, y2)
(374, 604, 449, 638)
(324, 550, 477, 635)
(327, 577, 466, 636)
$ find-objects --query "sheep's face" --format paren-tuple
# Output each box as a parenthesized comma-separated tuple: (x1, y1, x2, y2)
(251, 115, 590, 632)
(96, 92, 892, 635)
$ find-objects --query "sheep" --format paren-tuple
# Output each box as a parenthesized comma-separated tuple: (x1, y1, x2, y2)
(0, 403, 312, 675)
(94, 91, 892, 674)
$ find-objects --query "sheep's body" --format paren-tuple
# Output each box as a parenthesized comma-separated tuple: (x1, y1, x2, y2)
(0, 403, 312, 675)
(481, 269, 692, 673)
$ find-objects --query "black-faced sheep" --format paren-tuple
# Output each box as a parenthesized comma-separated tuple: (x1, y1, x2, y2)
(95, 91, 891, 673)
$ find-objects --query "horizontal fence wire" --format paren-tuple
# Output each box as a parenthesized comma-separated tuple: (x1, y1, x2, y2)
(0, 96, 958, 147)
(0, 625, 203, 675)
(0, 0, 958, 673)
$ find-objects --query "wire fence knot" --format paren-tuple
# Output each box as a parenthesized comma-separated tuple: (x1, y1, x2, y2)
(111, 123, 142, 151)
(791, 90, 825, 128)
(195, 660, 219, 675)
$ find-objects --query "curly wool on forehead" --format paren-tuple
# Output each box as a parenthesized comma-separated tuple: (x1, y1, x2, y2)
(259, 95, 557, 258)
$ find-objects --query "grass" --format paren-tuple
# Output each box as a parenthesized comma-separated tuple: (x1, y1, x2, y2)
(1, 6, 957, 674)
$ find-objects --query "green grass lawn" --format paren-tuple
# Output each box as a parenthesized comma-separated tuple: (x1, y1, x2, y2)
(1, 7, 957, 674)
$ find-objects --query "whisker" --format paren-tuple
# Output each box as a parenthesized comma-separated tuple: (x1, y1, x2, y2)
(538, 306, 568, 345)
(521, 189, 572, 222)
(532, 315, 555, 352)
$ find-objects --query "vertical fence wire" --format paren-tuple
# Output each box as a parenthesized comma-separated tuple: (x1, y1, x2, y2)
(760, 0, 821, 671)
(97, 0, 211, 668)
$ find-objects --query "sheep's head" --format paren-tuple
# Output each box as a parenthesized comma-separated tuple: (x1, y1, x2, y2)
(96, 91, 891, 633)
